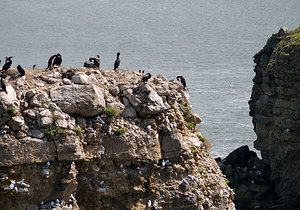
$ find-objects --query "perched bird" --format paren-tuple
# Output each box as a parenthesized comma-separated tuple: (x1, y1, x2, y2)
(142, 73, 151, 83)
(0, 59, 1, 67)
(46, 54, 56, 70)
(53, 53, 62, 67)
(177, 76, 187, 88)
(0, 75, 7, 94)
(46, 53, 62, 70)
(17, 65, 25, 76)
(89, 55, 101, 69)
(114, 52, 120, 70)
(32, 65, 36, 70)
(2, 56, 14, 72)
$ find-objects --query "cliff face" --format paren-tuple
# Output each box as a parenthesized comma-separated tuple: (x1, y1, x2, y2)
(249, 27, 300, 206)
(0, 67, 234, 209)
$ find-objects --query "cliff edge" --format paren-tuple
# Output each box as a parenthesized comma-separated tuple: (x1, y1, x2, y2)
(0, 67, 234, 209)
(249, 27, 300, 207)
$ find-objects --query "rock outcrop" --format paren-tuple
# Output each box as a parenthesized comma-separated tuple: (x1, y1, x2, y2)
(0, 67, 234, 209)
(249, 27, 300, 207)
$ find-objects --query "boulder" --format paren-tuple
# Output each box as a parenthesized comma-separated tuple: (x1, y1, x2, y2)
(50, 84, 106, 117)
(30, 92, 49, 107)
(8, 115, 26, 131)
(121, 97, 137, 118)
(127, 84, 170, 115)
(160, 131, 183, 159)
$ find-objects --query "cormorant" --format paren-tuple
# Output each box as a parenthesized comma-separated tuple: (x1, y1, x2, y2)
(53, 53, 62, 67)
(89, 55, 101, 68)
(2, 56, 14, 72)
(0, 75, 7, 94)
(114, 52, 120, 70)
(46, 53, 62, 70)
(142, 73, 151, 83)
(33, 65, 36, 70)
(46, 54, 56, 70)
(177, 76, 187, 88)
(17, 65, 25, 76)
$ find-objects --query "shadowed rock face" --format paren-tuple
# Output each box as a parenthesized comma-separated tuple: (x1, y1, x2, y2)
(0, 67, 234, 209)
(249, 27, 300, 207)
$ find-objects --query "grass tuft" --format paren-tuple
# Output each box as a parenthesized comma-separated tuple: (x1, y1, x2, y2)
(105, 107, 118, 117)
(113, 128, 127, 136)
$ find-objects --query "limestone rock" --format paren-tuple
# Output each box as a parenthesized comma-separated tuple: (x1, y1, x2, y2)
(121, 97, 137, 118)
(8, 115, 26, 131)
(127, 83, 170, 115)
(160, 131, 183, 159)
(30, 92, 49, 107)
(50, 84, 106, 117)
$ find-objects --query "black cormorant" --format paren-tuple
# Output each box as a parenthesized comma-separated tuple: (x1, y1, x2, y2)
(46, 54, 56, 70)
(0, 75, 7, 94)
(177, 76, 187, 88)
(46, 53, 62, 70)
(142, 73, 151, 83)
(17, 65, 25, 76)
(2, 56, 14, 72)
(53, 53, 62, 67)
(89, 55, 101, 68)
(114, 52, 120, 70)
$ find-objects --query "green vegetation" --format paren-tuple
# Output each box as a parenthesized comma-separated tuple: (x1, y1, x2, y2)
(7, 106, 16, 115)
(186, 121, 195, 130)
(198, 168, 204, 174)
(113, 128, 127, 136)
(190, 147, 197, 154)
(49, 107, 56, 114)
(44, 126, 67, 137)
(42, 101, 50, 106)
(105, 107, 118, 117)
(225, 178, 230, 184)
(180, 103, 192, 119)
(73, 126, 85, 134)
(196, 134, 207, 142)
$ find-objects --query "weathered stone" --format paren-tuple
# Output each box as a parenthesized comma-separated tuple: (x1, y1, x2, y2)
(27, 129, 45, 139)
(30, 92, 49, 107)
(50, 84, 106, 117)
(8, 115, 25, 131)
(0, 136, 56, 167)
(121, 97, 137, 118)
(160, 131, 183, 159)
(63, 78, 72, 85)
(107, 101, 125, 115)
(37, 109, 53, 128)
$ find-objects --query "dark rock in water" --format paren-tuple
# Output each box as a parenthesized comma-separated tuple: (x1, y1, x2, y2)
(223, 145, 257, 167)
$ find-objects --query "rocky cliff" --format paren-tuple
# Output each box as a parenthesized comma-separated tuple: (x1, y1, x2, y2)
(0, 66, 234, 209)
(249, 27, 300, 207)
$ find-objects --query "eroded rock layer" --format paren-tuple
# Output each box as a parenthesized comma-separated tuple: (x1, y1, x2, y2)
(0, 67, 234, 209)
(249, 27, 300, 207)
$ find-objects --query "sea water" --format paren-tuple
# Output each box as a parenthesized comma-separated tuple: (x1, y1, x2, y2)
(0, 0, 299, 158)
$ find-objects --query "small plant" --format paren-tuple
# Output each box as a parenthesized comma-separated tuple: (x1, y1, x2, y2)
(196, 134, 207, 142)
(7, 106, 16, 115)
(49, 107, 56, 114)
(186, 121, 195, 129)
(225, 178, 230, 184)
(42, 101, 50, 106)
(198, 168, 204, 174)
(44, 126, 67, 137)
(44, 126, 56, 137)
(113, 128, 127, 136)
(73, 126, 85, 134)
(105, 107, 118, 117)
(180, 103, 192, 119)
(190, 147, 197, 154)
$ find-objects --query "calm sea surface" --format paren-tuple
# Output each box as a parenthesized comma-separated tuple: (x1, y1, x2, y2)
(1, 0, 299, 158)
